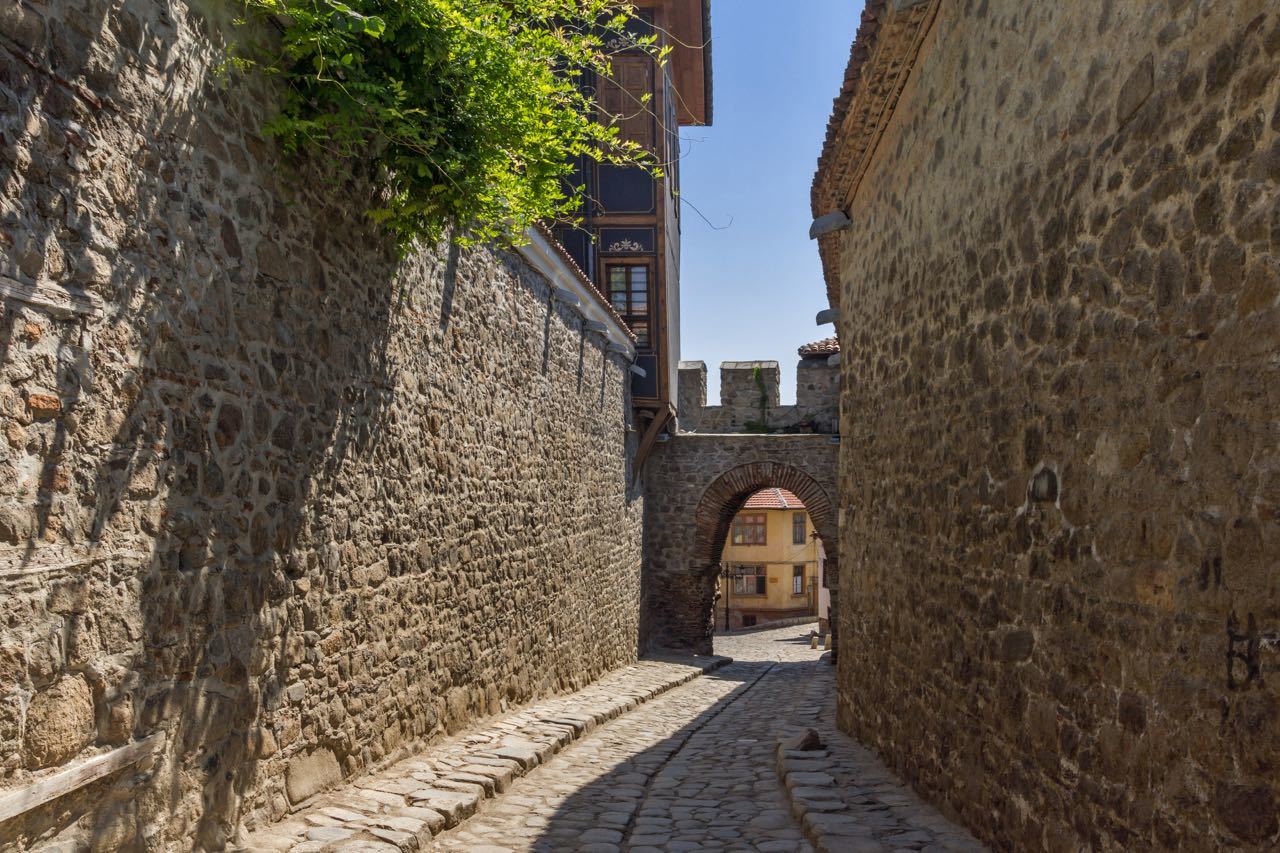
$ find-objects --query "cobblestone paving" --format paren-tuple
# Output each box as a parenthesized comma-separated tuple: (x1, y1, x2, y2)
(238, 655, 727, 852)
(431, 625, 985, 853)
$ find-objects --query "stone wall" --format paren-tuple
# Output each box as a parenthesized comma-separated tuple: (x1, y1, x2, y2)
(0, 1, 643, 848)
(677, 358, 840, 434)
(823, 0, 1280, 849)
(643, 435, 838, 652)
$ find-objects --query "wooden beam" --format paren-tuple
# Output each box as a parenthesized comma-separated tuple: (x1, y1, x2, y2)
(0, 733, 165, 824)
(632, 403, 674, 486)
(0, 274, 103, 319)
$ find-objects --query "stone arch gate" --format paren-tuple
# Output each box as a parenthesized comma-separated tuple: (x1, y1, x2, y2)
(641, 434, 839, 653)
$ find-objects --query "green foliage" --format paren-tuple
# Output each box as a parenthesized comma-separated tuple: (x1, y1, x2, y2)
(232, 0, 665, 251)
(752, 365, 769, 429)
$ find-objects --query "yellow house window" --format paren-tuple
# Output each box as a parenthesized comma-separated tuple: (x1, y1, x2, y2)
(792, 512, 807, 544)
(730, 565, 766, 595)
(792, 565, 805, 595)
(732, 513, 767, 545)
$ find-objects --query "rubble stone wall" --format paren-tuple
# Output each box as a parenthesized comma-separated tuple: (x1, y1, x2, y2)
(831, 1, 1280, 849)
(0, 0, 643, 848)
(643, 435, 838, 652)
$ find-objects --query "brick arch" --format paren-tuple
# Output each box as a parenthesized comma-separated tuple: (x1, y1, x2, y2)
(691, 462, 836, 574)
(641, 433, 838, 652)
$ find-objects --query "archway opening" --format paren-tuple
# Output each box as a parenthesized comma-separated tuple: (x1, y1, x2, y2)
(713, 487, 829, 633)
(657, 462, 837, 653)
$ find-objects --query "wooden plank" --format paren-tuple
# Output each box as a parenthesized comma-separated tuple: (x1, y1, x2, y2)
(0, 547, 149, 582)
(0, 733, 165, 824)
(0, 275, 103, 319)
(631, 403, 674, 485)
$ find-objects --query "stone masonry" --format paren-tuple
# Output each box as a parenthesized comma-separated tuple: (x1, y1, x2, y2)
(643, 435, 838, 653)
(816, 0, 1280, 849)
(432, 626, 985, 853)
(677, 351, 840, 435)
(0, 1, 644, 849)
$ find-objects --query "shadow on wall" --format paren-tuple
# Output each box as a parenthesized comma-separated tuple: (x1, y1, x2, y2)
(4, 2, 645, 846)
(0, 1, 416, 847)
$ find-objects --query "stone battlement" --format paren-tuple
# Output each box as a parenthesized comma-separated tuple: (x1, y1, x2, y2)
(677, 355, 839, 434)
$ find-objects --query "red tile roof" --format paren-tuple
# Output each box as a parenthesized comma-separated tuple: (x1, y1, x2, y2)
(798, 336, 840, 358)
(812, 0, 888, 213)
(742, 488, 806, 510)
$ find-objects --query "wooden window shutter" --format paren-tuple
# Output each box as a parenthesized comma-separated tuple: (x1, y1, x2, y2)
(599, 57, 654, 151)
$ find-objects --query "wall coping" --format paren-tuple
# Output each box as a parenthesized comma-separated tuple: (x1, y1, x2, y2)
(667, 433, 838, 442)
(810, 0, 939, 309)
(721, 360, 779, 369)
(516, 227, 636, 359)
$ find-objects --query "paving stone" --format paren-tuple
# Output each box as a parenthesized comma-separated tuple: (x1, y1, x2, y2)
(442, 771, 497, 796)
(456, 764, 515, 792)
(365, 815, 432, 846)
(250, 627, 989, 853)
(783, 759, 831, 773)
(305, 826, 355, 843)
(630, 834, 669, 845)
(408, 788, 479, 825)
(394, 806, 446, 833)
(579, 828, 623, 843)
(304, 814, 345, 828)
(771, 634, 985, 853)
(786, 771, 837, 788)
(792, 786, 843, 801)
(804, 813, 877, 836)
(367, 827, 416, 850)
(361, 778, 422, 797)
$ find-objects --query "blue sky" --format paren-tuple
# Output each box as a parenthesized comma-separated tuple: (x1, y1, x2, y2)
(677, 0, 861, 404)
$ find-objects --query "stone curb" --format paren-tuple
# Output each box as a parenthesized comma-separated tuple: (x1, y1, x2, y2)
(773, 740, 988, 853)
(238, 653, 731, 852)
(774, 670, 987, 853)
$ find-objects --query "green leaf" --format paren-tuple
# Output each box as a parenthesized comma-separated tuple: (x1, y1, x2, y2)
(232, 0, 663, 253)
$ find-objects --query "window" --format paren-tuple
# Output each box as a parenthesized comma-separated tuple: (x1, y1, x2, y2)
(730, 565, 766, 596)
(597, 56, 654, 151)
(596, 165, 655, 214)
(731, 513, 767, 546)
(793, 512, 807, 545)
(792, 566, 805, 595)
(742, 615, 757, 628)
(606, 264, 651, 348)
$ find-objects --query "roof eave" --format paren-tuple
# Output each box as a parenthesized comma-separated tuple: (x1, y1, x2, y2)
(701, 0, 713, 125)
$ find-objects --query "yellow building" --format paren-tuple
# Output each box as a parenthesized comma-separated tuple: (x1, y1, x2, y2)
(717, 488, 821, 630)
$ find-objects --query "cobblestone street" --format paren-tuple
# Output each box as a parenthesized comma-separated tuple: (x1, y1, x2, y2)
(430, 625, 983, 852)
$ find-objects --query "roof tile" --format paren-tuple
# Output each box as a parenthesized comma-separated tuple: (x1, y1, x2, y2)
(798, 336, 841, 358)
(742, 488, 806, 510)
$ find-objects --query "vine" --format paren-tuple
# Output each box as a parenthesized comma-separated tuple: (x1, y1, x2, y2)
(229, 0, 667, 252)
(744, 365, 770, 433)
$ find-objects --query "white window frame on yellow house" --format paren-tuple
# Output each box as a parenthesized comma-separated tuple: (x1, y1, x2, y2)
(731, 513, 767, 546)
(730, 564, 767, 596)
